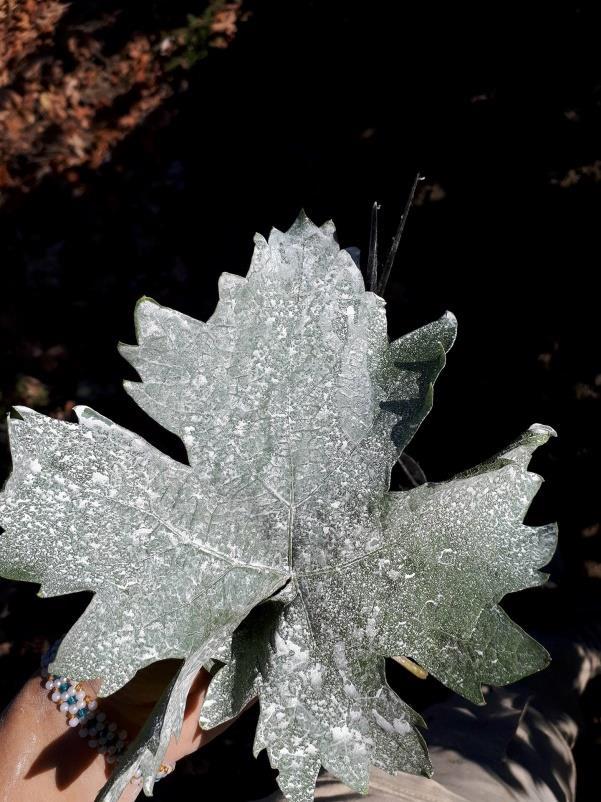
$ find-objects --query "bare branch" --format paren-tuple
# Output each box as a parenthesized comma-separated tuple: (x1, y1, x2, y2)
(366, 201, 380, 292)
(377, 172, 422, 296)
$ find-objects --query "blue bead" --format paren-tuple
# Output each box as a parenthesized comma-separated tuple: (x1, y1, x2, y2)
(59, 683, 69, 693)
(77, 708, 87, 719)
(67, 696, 76, 705)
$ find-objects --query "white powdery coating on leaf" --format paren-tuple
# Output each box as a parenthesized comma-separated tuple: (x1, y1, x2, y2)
(0, 213, 556, 802)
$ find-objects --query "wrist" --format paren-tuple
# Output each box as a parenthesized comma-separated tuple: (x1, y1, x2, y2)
(0, 674, 117, 802)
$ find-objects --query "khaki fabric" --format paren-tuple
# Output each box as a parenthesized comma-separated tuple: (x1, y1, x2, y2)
(313, 768, 468, 801)
(256, 769, 467, 802)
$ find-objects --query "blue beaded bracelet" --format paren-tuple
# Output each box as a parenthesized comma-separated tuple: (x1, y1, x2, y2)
(41, 640, 175, 782)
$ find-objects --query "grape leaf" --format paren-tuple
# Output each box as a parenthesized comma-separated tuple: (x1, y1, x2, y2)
(0, 213, 556, 801)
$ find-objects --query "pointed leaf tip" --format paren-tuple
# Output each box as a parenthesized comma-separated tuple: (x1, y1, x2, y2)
(439, 310, 458, 351)
(528, 423, 557, 439)
(287, 209, 322, 237)
(8, 406, 26, 421)
(135, 295, 160, 309)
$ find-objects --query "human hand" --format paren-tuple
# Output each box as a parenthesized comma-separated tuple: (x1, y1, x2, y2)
(0, 658, 239, 802)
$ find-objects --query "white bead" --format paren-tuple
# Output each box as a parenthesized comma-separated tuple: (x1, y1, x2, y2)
(51, 691, 61, 703)
(108, 722, 117, 732)
(89, 739, 98, 748)
(79, 729, 88, 738)
(60, 691, 70, 702)
(118, 730, 127, 741)
(76, 690, 86, 701)
(76, 700, 86, 710)
(45, 680, 54, 691)
(67, 686, 76, 695)
(68, 718, 79, 728)
(68, 704, 78, 715)
(59, 702, 69, 713)
(53, 679, 62, 689)
(88, 699, 98, 711)
(96, 712, 106, 722)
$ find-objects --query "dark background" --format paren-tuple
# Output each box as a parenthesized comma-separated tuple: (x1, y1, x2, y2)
(0, 1, 599, 799)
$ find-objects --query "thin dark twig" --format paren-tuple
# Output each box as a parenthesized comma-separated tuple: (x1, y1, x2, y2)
(367, 201, 380, 292)
(377, 172, 422, 296)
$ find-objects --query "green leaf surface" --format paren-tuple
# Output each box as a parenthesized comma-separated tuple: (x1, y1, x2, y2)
(0, 214, 555, 801)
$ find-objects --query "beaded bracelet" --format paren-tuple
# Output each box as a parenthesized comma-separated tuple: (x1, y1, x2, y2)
(40, 641, 175, 783)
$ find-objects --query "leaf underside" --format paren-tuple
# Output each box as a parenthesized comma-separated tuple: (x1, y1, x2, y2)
(0, 213, 556, 802)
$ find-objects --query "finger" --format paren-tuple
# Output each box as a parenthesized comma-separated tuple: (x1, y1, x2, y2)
(165, 669, 256, 762)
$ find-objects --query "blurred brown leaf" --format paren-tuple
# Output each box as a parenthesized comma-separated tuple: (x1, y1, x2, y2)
(584, 561, 601, 579)
(14, 374, 48, 407)
(0, 1, 246, 196)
